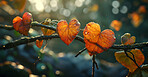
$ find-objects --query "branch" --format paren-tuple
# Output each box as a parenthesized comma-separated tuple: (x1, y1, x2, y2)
(111, 42, 148, 49)
(0, 21, 57, 31)
(31, 22, 57, 31)
(0, 34, 84, 50)
(0, 24, 14, 30)
(0, 23, 148, 50)
(0, 21, 148, 77)
(75, 47, 87, 57)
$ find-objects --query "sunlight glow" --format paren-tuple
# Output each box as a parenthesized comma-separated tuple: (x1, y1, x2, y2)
(75, 0, 83, 7)
(11, 62, 16, 67)
(35, 2, 44, 12)
(85, 0, 91, 5)
(30, 74, 39, 77)
(4, 35, 12, 41)
(45, 5, 51, 13)
(17, 64, 24, 70)
(58, 52, 65, 57)
(63, 9, 71, 17)
(50, 0, 57, 7)
(42, 75, 46, 77)
(41, 65, 46, 70)
(55, 70, 61, 75)
(29, 0, 45, 12)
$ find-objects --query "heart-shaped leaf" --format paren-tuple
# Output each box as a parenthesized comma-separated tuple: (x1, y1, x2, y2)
(121, 33, 136, 45)
(13, 16, 23, 31)
(22, 12, 32, 25)
(127, 64, 148, 77)
(18, 25, 30, 36)
(83, 22, 116, 56)
(97, 29, 116, 48)
(57, 18, 80, 45)
(115, 49, 145, 73)
(13, 12, 32, 36)
(36, 40, 43, 48)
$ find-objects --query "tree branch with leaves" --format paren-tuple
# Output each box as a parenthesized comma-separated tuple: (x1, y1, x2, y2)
(0, 12, 148, 77)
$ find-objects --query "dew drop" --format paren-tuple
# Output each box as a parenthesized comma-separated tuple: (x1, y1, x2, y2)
(113, 36, 116, 40)
(85, 31, 89, 35)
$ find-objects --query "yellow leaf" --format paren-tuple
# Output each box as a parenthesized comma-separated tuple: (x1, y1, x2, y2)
(115, 49, 145, 73)
(41, 19, 55, 36)
(13, 0, 27, 13)
(121, 33, 136, 45)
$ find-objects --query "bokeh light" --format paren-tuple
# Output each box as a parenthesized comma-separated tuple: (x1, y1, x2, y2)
(112, 0, 120, 8)
(120, 6, 128, 14)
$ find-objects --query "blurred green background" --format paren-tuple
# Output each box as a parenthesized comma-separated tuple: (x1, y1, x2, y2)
(0, 0, 148, 77)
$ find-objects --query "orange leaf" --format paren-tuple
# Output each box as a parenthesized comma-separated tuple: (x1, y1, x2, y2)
(110, 20, 122, 31)
(83, 22, 101, 43)
(138, 5, 146, 14)
(13, 16, 22, 31)
(22, 12, 32, 25)
(129, 12, 143, 27)
(36, 40, 43, 48)
(121, 33, 136, 45)
(41, 19, 55, 36)
(13, 0, 27, 13)
(13, 12, 32, 36)
(83, 22, 116, 56)
(115, 49, 145, 73)
(98, 29, 116, 48)
(41, 27, 55, 36)
(18, 25, 30, 36)
(57, 18, 80, 45)
(84, 38, 103, 56)
(0, 1, 8, 6)
(90, 4, 99, 12)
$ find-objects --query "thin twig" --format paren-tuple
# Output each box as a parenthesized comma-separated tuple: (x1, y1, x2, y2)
(75, 47, 87, 57)
(92, 55, 95, 77)
(0, 21, 57, 31)
(31, 22, 56, 31)
(80, 29, 84, 31)
(111, 43, 148, 49)
(124, 49, 140, 68)
(94, 60, 99, 70)
(43, 40, 48, 50)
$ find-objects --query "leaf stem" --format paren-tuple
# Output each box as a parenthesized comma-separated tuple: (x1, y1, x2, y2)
(75, 47, 87, 57)
(124, 49, 140, 68)
(94, 60, 99, 70)
(92, 55, 95, 77)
